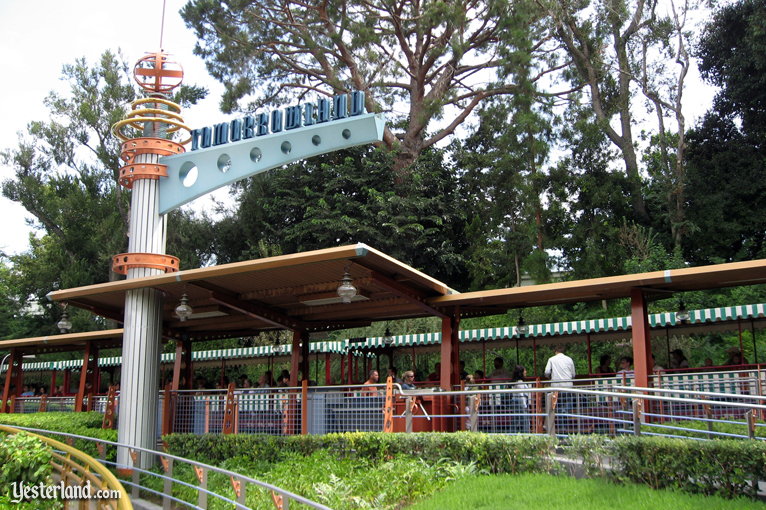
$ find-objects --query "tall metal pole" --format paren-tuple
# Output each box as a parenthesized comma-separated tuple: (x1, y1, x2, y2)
(111, 52, 186, 470)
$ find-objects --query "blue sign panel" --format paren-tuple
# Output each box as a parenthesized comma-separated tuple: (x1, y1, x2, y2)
(159, 103, 385, 214)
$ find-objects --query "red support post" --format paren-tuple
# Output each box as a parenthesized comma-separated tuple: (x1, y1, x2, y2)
(631, 288, 652, 389)
(1, 350, 18, 413)
(440, 312, 460, 391)
(76, 342, 92, 412)
(50, 369, 57, 395)
(325, 353, 332, 385)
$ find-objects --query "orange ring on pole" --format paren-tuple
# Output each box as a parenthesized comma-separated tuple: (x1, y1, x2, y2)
(118, 163, 168, 188)
(120, 138, 185, 164)
(112, 253, 180, 275)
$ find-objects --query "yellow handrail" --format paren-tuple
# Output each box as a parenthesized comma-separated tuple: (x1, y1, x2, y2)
(0, 424, 132, 510)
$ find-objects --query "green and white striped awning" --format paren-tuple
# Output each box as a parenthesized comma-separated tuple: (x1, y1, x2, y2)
(6, 304, 765, 371)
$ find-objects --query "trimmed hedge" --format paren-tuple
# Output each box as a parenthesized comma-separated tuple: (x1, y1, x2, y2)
(567, 435, 766, 500)
(164, 432, 557, 474)
(0, 412, 117, 461)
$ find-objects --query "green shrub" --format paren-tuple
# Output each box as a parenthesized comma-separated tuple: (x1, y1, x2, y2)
(164, 432, 556, 475)
(0, 412, 117, 461)
(563, 435, 766, 500)
(0, 433, 53, 492)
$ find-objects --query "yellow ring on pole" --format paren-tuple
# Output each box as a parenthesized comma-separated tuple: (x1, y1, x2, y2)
(131, 97, 182, 113)
(112, 117, 191, 145)
(118, 117, 184, 135)
(124, 109, 185, 123)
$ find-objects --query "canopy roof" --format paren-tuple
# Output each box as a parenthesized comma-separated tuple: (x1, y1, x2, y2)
(432, 259, 766, 316)
(7, 304, 764, 371)
(46, 245, 766, 341)
(47, 244, 456, 340)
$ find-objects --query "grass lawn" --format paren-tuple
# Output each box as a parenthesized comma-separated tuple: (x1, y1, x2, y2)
(406, 472, 766, 510)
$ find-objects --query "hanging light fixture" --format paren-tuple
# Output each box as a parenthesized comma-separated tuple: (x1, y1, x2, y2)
(56, 303, 72, 333)
(175, 293, 193, 322)
(336, 265, 357, 304)
(676, 299, 690, 323)
(517, 313, 528, 337)
(383, 327, 394, 346)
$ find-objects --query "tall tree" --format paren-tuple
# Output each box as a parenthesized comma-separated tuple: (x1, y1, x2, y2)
(681, 0, 766, 264)
(180, 0, 567, 175)
(697, 0, 766, 147)
(540, 0, 698, 230)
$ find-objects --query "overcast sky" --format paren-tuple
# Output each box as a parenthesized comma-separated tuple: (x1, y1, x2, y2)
(0, 1, 717, 258)
(0, 0, 224, 256)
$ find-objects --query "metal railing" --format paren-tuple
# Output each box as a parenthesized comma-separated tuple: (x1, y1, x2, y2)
(7, 369, 766, 442)
(0, 423, 132, 510)
(6, 425, 331, 510)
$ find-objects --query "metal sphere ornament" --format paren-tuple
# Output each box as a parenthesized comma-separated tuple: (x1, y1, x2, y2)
(133, 52, 183, 94)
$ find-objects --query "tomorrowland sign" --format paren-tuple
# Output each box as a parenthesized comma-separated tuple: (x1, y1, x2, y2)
(159, 91, 385, 214)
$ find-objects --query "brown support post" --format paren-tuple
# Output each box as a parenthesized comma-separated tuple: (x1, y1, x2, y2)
(63, 369, 71, 394)
(2, 350, 18, 413)
(340, 355, 345, 385)
(325, 353, 332, 385)
(76, 342, 92, 412)
(631, 288, 652, 389)
(50, 369, 57, 395)
(440, 314, 460, 390)
(161, 383, 173, 436)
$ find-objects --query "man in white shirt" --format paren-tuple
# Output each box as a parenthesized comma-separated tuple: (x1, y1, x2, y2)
(544, 345, 576, 433)
(544, 346, 576, 386)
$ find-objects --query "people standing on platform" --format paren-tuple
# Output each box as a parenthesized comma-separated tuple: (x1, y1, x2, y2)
(616, 356, 634, 376)
(474, 369, 485, 382)
(724, 347, 748, 366)
(545, 346, 576, 385)
(596, 354, 613, 375)
(460, 360, 469, 381)
(490, 357, 511, 381)
(670, 349, 689, 369)
(387, 366, 403, 385)
(651, 354, 664, 371)
(362, 370, 380, 395)
(511, 365, 530, 433)
(401, 370, 416, 390)
(544, 345, 576, 433)
(427, 363, 441, 382)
